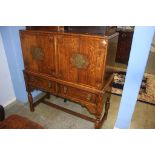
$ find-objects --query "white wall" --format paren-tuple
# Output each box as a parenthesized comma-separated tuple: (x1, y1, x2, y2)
(0, 33, 16, 106)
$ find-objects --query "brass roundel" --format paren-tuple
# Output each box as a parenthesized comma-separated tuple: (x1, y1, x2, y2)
(70, 53, 89, 69)
(30, 46, 44, 61)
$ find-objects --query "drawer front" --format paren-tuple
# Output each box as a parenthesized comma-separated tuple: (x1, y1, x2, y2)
(58, 84, 97, 104)
(28, 75, 56, 92)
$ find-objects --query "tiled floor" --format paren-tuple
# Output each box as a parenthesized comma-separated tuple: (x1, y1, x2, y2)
(145, 51, 155, 74)
(4, 94, 155, 129)
(130, 101, 155, 128)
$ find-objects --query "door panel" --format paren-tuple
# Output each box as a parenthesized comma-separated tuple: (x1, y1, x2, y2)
(21, 32, 56, 76)
(78, 36, 107, 88)
(57, 34, 107, 88)
(56, 34, 79, 82)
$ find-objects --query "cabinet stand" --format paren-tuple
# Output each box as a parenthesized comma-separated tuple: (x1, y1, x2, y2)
(28, 92, 110, 129)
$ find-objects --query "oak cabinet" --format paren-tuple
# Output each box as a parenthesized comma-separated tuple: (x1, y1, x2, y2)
(20, 29, 118, 128)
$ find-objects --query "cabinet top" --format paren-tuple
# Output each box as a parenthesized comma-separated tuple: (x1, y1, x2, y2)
(20, 30, 119, 40)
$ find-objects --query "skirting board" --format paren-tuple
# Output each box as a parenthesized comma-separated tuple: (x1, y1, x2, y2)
(3, 97, 16, 107)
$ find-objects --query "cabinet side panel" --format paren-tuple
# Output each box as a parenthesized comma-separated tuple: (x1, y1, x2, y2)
(103, 34, 118, 85)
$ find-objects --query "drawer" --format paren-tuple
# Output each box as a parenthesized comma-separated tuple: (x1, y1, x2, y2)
(58, 85, 97, 104)
(28, 75, 56, 92)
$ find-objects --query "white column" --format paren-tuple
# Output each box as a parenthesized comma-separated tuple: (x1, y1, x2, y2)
(115, 26, 155, 128)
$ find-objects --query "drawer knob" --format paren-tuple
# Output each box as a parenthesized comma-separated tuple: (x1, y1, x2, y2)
(64, 87, 68, 93)
(48, 82, 52, 88)
(87, 94, 91, 101)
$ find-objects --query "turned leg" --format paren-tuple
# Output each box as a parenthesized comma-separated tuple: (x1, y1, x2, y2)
(95, 95, 103, 129)
(104, 97, 110, 120)
(46, 92, 51, 99)
(28, 92, 34, 112)
(95, 115, 101, 129)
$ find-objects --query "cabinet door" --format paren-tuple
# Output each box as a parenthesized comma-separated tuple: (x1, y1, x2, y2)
(56, 35, 79, 82)
(20, 32, 56, 76)
(78, 36, 107, 88)
(57, 34, 107, 88)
